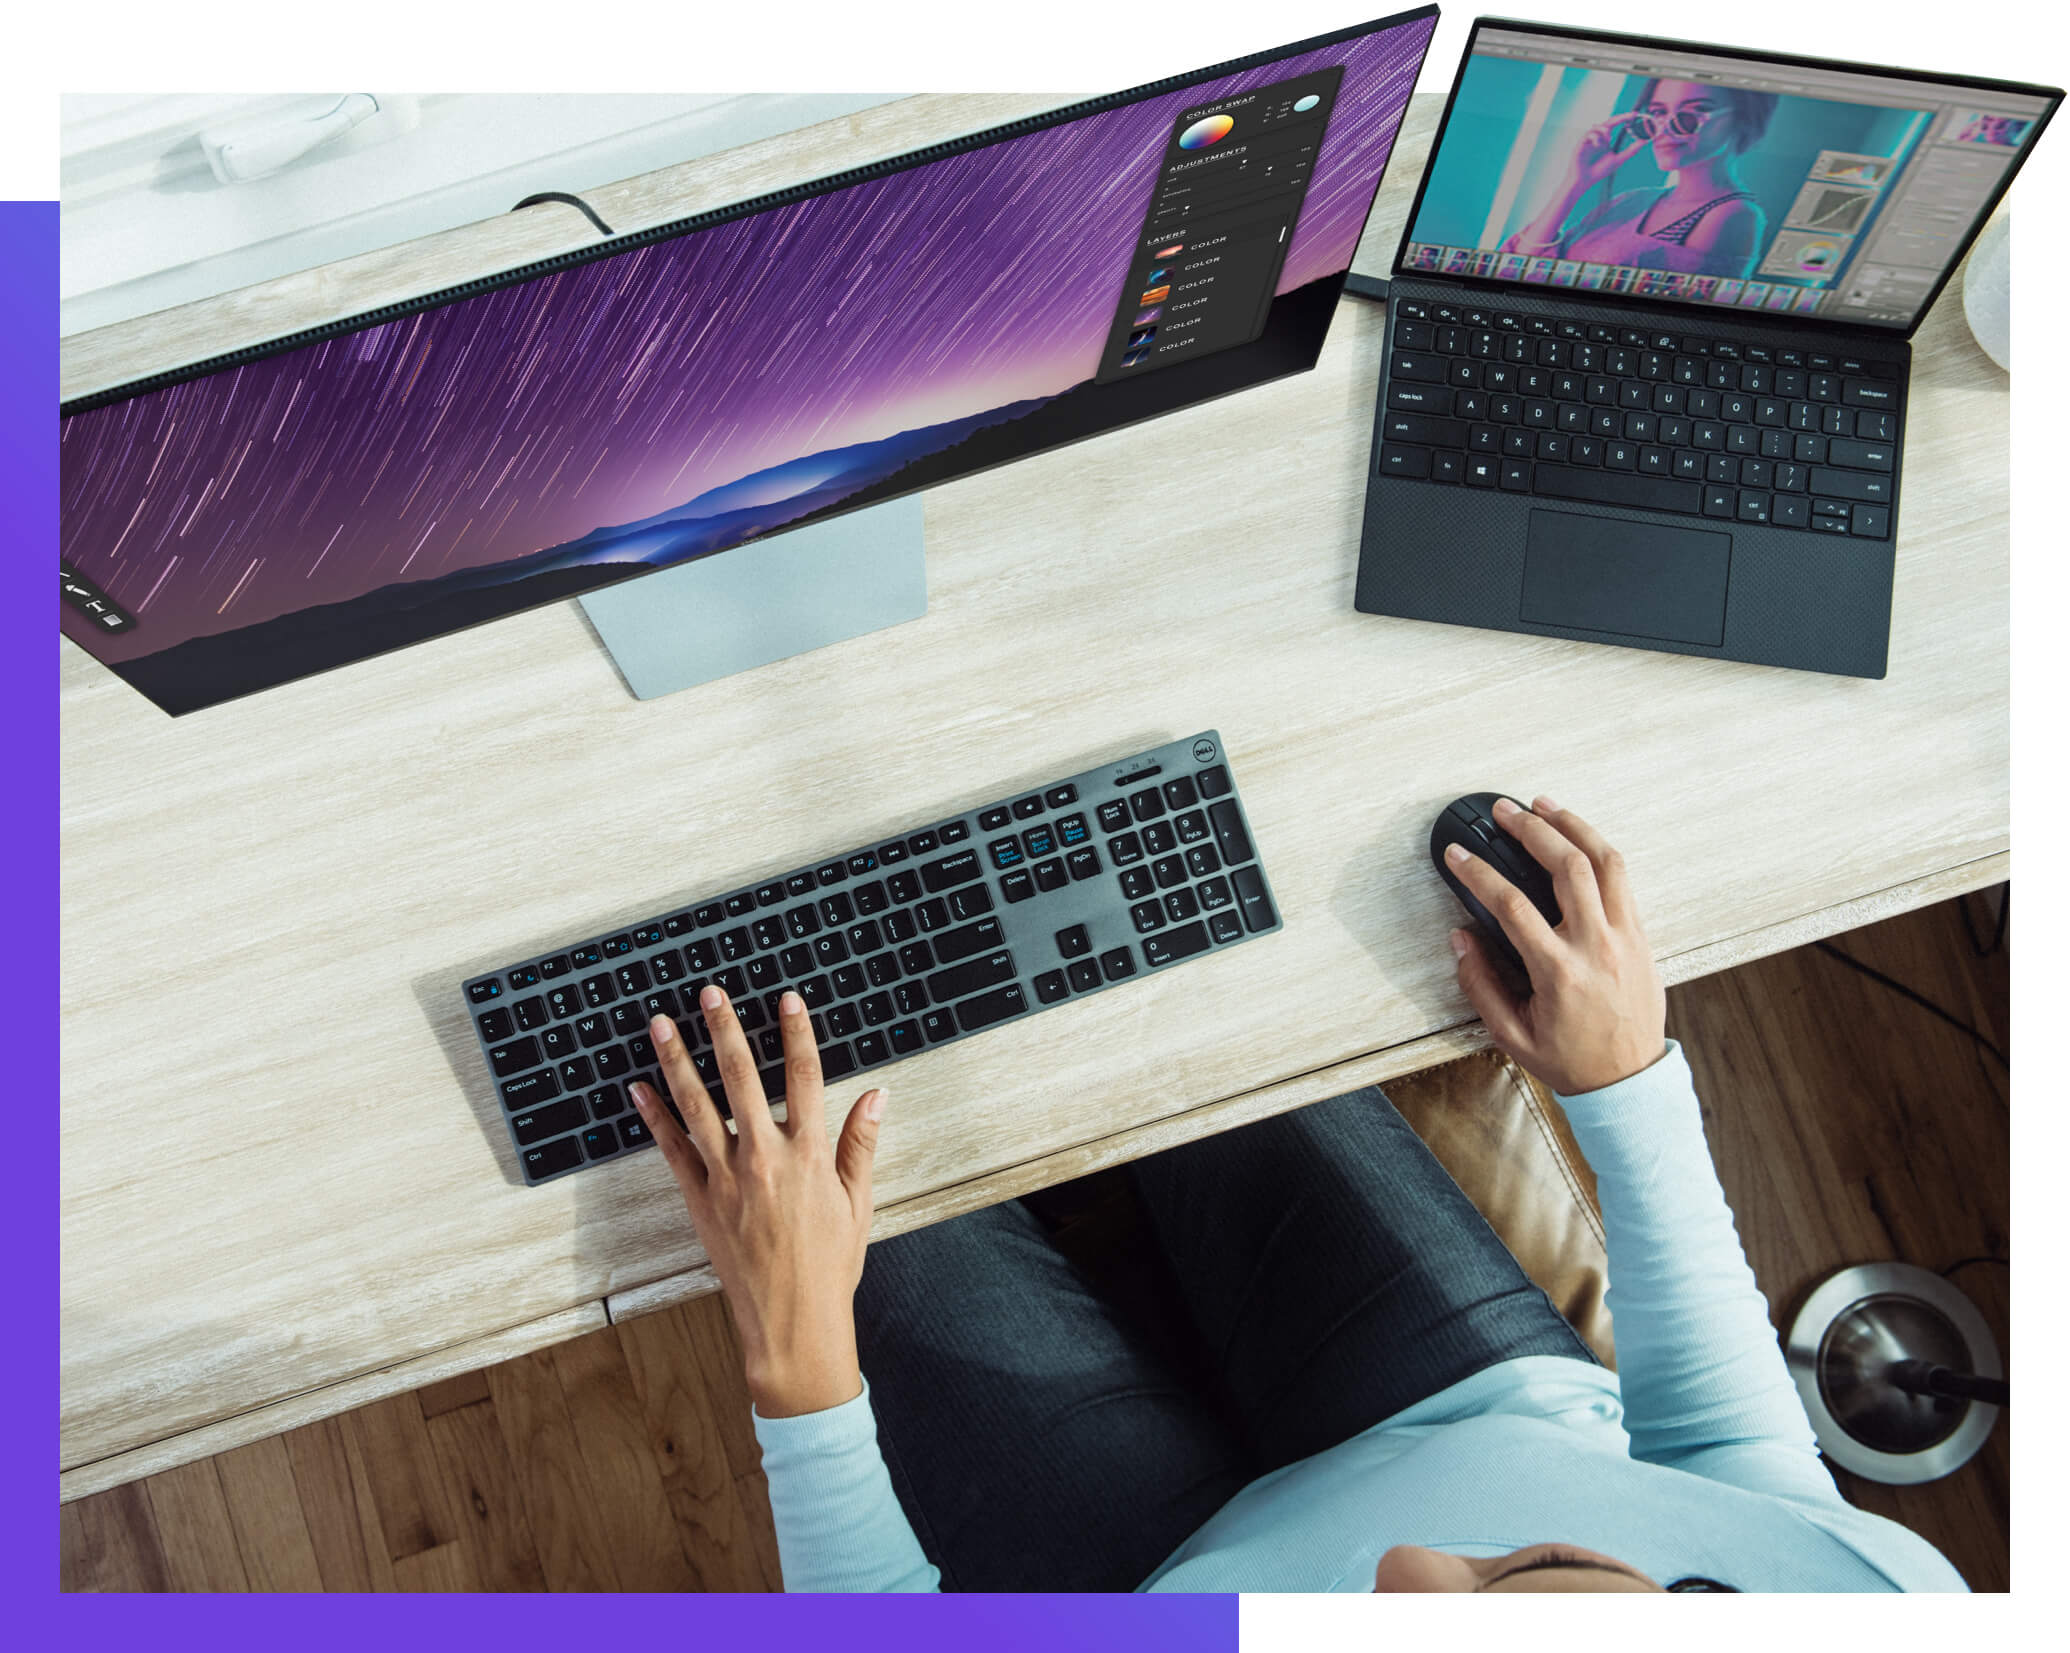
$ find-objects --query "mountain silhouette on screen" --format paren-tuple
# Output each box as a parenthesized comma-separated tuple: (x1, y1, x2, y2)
(112, 396, 1050, 710)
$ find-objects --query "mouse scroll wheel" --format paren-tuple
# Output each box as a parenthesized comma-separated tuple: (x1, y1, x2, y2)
(1469, 819, 1497, 845)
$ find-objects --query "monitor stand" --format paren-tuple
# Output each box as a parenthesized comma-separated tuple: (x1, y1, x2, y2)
(577, 494, 927, 700)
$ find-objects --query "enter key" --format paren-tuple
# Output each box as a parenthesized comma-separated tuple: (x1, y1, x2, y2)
(1826, 438, 1894, 472)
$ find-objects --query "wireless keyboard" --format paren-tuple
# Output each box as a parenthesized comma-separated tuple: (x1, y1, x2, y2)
(462, 732, 1282, 1185)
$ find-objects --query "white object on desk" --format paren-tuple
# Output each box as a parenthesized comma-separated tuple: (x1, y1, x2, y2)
(1963, 213, 2011, 371)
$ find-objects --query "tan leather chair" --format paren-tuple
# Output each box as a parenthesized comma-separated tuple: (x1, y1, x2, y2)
(1387, 1049, 1616, 1368)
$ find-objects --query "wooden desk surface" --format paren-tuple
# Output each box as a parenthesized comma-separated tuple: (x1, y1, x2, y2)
(60, 91, 2012, 1498)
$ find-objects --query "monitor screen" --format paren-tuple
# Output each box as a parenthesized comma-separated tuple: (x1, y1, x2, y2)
(1398, 22, 2057, 326)
(59, 8, 1437, 715)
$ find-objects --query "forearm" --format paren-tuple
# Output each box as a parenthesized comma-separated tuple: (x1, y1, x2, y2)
(1557, 1042, 1825, 1474)
(753, 1382, 942, 1592)
(1506, 181, 1591, 254)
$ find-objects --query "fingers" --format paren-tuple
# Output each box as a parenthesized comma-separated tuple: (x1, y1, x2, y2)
(645, 1014, 729, 1171)
(1450, 929, 1535, 1058)
(630, 1076, 706, 1196)
(1491, 797, 1604, 936)
(775, 990, 825, 1138)
(1444, 840, 1561, 974)
(1531, 796, 1637, 930)
(834, 1088, 888, 1216)
(699, 985, 776, 1145)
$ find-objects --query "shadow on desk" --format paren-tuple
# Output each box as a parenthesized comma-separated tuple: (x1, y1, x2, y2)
(411, 714, 1175, 1186)
(411, 972, 531, 1190)
(408, 722, 1181, 1298)
(411, 960, 716, 1318)
(1327, 794, 1494, 1028)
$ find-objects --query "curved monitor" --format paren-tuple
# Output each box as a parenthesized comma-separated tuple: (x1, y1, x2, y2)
(60, 7, 1438, 714)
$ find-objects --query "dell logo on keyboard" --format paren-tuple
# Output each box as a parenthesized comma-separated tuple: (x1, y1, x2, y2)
(1192, 738, 1218, 763)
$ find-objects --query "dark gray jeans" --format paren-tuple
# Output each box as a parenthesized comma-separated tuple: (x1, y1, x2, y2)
(853, 1083, 1597, 1591)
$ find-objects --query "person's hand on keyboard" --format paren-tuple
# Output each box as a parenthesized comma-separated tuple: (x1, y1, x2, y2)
(631, 985, 889, 1418)
(1444, 797, 1667, 1096)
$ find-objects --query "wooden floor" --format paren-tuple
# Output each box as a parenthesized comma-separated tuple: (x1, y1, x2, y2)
(1668, 886, 2010, 1591)
(61, 888, 2011, 1592)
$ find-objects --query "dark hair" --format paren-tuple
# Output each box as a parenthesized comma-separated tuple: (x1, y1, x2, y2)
(1631, 79, 1780, 154)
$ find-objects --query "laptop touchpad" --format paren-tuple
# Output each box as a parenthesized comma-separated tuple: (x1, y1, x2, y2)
(1520, 509, 1731, 646)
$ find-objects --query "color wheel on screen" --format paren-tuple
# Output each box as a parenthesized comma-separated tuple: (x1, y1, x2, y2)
(1179, 114, 1235, 149)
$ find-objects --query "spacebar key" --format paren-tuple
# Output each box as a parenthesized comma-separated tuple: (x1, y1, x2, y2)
(1533, 466, 1701, 516)
(954, 983, 1027, 1032)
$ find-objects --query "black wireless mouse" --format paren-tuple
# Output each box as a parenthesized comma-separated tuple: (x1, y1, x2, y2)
(1429, 793, 1564, 978)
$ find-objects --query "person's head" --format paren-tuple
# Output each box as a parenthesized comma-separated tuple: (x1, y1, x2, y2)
(1373, 1541, 1738, 1592)
(1629, 79, 1778, 171)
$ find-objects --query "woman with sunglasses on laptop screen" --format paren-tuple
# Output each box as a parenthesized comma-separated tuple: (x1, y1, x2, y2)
(1501, 80, 1777, 277)
(624, 800, 1963, 1592)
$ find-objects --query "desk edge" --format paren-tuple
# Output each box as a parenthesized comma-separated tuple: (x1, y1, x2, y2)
(59, 1300, 609, 1504)
(63, 848, 2006, 1501)
(604, 847, 2010, 1320)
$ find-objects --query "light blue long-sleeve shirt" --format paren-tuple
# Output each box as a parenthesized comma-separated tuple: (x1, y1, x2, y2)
(752, 1043, 1965, 1591)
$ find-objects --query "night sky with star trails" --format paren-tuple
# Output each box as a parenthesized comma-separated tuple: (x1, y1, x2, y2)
(62, 20, 1430, 666)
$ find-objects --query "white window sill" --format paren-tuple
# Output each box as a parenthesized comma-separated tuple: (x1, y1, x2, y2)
(61, 92, 901, 337)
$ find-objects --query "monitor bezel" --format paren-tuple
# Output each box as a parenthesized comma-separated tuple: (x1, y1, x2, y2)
(61, 5, 1438, 416)
(1389, 14, 2062, 340)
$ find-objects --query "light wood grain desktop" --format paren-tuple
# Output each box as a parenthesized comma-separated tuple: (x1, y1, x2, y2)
(59, 91, 2012, 1500)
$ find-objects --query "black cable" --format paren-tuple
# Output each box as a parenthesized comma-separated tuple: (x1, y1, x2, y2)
(1811, 940, 2009, 1069)
(1959, 885, 2009, 957)
(1940, 1254, 2010, 1279)
(511, 191, 615, 238)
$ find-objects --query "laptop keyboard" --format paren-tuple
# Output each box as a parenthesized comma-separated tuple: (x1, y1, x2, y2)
(1373, 298, 1901, 539)
(462, 733, 1282, 1185)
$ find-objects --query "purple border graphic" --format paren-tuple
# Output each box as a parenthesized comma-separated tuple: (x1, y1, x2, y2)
(12, 200, 60, 1616)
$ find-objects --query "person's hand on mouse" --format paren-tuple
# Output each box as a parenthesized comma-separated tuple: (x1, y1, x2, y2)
(1442, 797, 1666, 1096)
(630, 985, 887, 1418)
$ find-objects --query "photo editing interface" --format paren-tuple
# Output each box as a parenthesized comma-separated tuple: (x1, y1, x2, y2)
(1095, 67, 1343, 382)
(1403, 27, 2053, 328)
(58, 10, 1436, 715)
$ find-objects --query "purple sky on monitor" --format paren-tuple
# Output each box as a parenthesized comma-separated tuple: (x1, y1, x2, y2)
(60, 19, 1429, 661)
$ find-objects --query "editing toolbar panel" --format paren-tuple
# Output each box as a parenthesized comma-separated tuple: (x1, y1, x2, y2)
(1095, 67, 1344, 384)
(60, 562, 135, 635)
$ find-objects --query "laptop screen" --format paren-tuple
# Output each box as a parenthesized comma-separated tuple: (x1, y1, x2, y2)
(1398, 22, 2058, 330)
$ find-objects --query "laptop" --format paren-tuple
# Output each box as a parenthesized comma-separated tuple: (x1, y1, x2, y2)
(1354, 18, 2060, 678)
